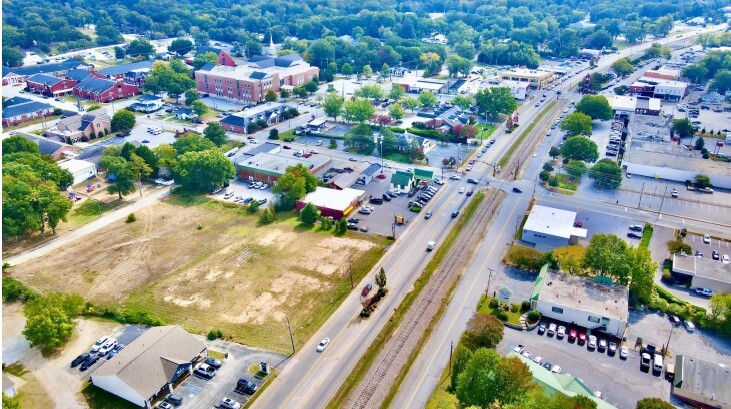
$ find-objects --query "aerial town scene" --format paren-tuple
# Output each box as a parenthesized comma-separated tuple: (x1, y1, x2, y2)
(2, 0, 731, 408)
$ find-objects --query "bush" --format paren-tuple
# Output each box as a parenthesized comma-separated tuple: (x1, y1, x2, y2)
(269, 128, 279, 139)
(125, 213, 137, 223)
(2, 277, 38, 302)
(87, 305, 165, 326)
(496, 310, 508, 321)
(510, 303, 519, 313)
(506, 245, 545, 271)
(521, 300, 531, 312)
(489, 298, 499, 308)
(207, 329, 223, 340)
(407, 127, 442, 138)
(527, 310, 540, 323)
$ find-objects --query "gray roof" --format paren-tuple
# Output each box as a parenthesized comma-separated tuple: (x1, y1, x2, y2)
(56, 109, 110, 132)
(362, 163, 382, 177)
(196, 46, 222, 56)
(2, 59, 90, 77)
(78, 139, 139, 166)
(243, 142, 281, 157)
(99, 60, 153, 77)
(249, 71, 268, 80)
(138, 93, 162, 101)
(199, 63, 215, 71)
(674, 355, 731, 406)
(74, 77, 117, 93)
(66, 68, 93, 82)
(2, 97, 54, 120)
(249, 53, 304, 69)
(21, 133, 74, 155)
(26, 73, 63, 86)
(92, 326, 206, 400)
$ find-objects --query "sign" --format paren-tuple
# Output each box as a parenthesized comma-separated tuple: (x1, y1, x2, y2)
(497, 285, 513, 305)
(260, 361, 269, 374)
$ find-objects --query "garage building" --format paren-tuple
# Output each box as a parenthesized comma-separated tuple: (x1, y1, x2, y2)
(672, 355, 731, 408)
(522, 205, 587, 250)
(91, 326, 207, 408)
(672, 254, 731, 294)
(58, 159, 97, 186)
(531, 267, 629, 338)
(296, 187, 366, 219)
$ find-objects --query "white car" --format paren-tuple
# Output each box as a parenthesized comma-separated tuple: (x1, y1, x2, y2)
(449, 175, 461, 180)
(434, 179, 445, 185)
(522, 351, 532, 359)
(695, 287, 714, 297)
(533, 356, 543, 365)
(224, 192, 234, 199)
(723, 255, 730, 264)
(703, 234, 711, 244)
(547, 323, 557, 335)
(317, 338, 330, 352)
(459, 187, 465, 194)
(513, 345, 524, 354)
(551, 365, 562, 374)
(260, 184, 269, 190)
(557, 326, 566, 338)
(588, 335, 597, 349)
(91, 335, 109, 352)
(619, 346, 629, 359)
(220, 397, 241, 409)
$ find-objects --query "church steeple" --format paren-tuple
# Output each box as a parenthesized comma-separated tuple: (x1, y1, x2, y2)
(267, 32, 277, 58)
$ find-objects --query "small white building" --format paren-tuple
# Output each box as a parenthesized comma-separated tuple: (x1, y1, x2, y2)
(672, 254, 731, 294)
(522, 205, 587, 250)
(499, 80, 530, 100)
(58, 159, 97, 185)
(531, 267, 629, 338)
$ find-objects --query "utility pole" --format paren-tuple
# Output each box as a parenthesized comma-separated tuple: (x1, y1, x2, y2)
(658, 185, 668, 216)
(349, 254, 353, 289)
(637, 181, 646, 209)
(286, 317, 296, 354)
(485, 267, 495, 300)
(448, 340, 454, 375)
(664, 324, 673, 357)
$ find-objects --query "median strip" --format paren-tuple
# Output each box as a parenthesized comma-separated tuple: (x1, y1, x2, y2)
(498, 100, 558, 168)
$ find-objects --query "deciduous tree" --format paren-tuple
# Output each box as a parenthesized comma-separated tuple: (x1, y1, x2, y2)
(111, 109, 136, 133)
(474, 87, 517, 119)
(418, 90, 438, 107)
(575, 95, 613, 121)
(636, 398, 675, 409)
(389, 85, 406, 101)
(584, 234, 630, 284)
(465, 314, 504, 349)
(174, 149, 234, 193)
(553, 246, 586, 275)
(101, 156, 136, 199)
(456, 348, 532, 408)
(344, 98, 375, 123)
(565, 160, 588, 178)
(300, 202, 319, 225)
(560, 112, 593, 137)
(561, 136, 598, 163)
(588, 159, 622, 188)
(322, 93, 345, 121)
(203, 122, 228, 147)
(388, 103, 405, 122)
(184, 89, 200, 106)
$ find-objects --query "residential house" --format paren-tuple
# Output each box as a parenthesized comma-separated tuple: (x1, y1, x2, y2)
(175, 107, 198, 121)
(390, 170, 415, 193)
(219, 102, 295, 134)
(2, 59, 91, 85)
(73, 78, 140, 102)
(129, 94, 164, 113)
(395, 132, 434, 154)
(21, 133, 80, 159)
(415, 106, 470, 136)
(1, 96, 55, 127)
(25, 74, 79, 97)
(46, 109, 112, 142)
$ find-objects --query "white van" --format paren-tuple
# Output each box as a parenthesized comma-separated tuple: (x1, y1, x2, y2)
(427, 241, 436, 252)
(147, 126, 160, 133)
(653, 354, 663, 372)
(152, 128, 163, 135)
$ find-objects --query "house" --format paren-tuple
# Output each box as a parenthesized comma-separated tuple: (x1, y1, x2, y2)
(328, 170, 362, 190)
(2, 59, 91, 85)
(193, 46, 237, 67)
(129, 94, 164, 113)
(531, 266, 629, 338)
(671, 254, 731, 295)
(2, 373, 22, 398)
(77, 139, 141, 167)
(46, 109, 112, 142)
(522, 205, 587, 250)
(21, 133, 80, 159)
(358, 163, 382, 185)
(91, 326, 207, 408)
(58, 159, 98, 185)
(194, 54, 318, 103)
(296, 187, 366, 219)
(672, 355, 731, 408)
(25, 74, 79, 97)
(175, 108, 198, 121)
(395, 133, 434, 154)
(219, 103, 295, 134)
(1, 96, 55, 127)
(499, 68, 557, 90)
(73, 77, 140, 102)
(390, 170, 415, 193)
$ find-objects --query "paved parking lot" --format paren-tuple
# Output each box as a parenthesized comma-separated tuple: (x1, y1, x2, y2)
(210, 179, 275, 206)
(71, 324, 150, 381)
(684, 231, 731, 258)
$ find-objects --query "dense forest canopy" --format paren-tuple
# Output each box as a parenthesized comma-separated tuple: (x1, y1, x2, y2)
(2, 0, 727, 70)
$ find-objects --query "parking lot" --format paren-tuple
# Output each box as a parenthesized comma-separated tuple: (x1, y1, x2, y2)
(210, 178, 276, 207)
(70, 324, 149, 380)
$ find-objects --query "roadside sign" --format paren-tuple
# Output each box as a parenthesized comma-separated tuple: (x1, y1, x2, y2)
(260, 361, 269, 374)
(497, 285, 513, 305)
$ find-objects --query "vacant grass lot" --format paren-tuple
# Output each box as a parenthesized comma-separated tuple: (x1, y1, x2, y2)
(10, 195, 385, 353)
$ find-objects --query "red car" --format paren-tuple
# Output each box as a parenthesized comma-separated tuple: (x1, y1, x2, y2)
(376, 174, 387, 179)
(578, 332, 587, 344)
(361, 284, 373, 298)
(469, 159, 476, 165)
(569, 329, 577, 341)
(574, 221, 583, 227)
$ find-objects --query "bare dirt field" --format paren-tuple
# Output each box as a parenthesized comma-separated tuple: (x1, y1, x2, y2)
(8, 195, 385, 352)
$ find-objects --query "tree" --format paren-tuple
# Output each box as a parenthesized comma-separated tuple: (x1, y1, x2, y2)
(269, 128, 279, 139)
(126, 38, 154, 59)
(2, 135, 41, 155)
(682, 64, 709, 84)
(672, 118, 695, 137)
(561, 136, 598, 163)
(446, 55, 473, 77)
(474, 87, 517, 119)
(588, 159, 622, 188)
(636, 398, 675, 409)
(184, 89, 200, 106)
(694, 136, 705, 151)
(173, 134, 216, 154)
(2, 47, 24, 67)
(402, 97, 420, 113)
(710, 70, 731, 95)
(174, 149, 234, 192)
(344, 98, 375, 123)
(345, 123, 376, 155)
(388, 103, 405, 122)
(456, 349, 532, 408)
(539, 170, 550, 182)
(341, 63, 353, 76)
(3, 394, 21, 409)
(708, 293, 731, 322)
(271, 163, 318, 209)
(304, 81, 319, 94)
(264, 89, 278, 103)
(549, 146, 561, 159)
(22, 293, 83, 351)
(129, 153, 152, 196)
(189, 100, 209, 118)
(419, 52, 442, 76)
(375, 267, 387, 294)
(259, 207, 275, 224)
(34, 183, 73, 234)
(199, 123, 227, 148)
(292, 86, 308, 99)
(465, 314, 504, 349)
(111, 109, 136, 133)
(644, 43, 671, 60)
(101, 156, 136, 199)
(575, 95, 612, 121)
(667, 238, 692, 255)
(388, 85, 405, 101)
(362, 65, 373, 77)
(695, 174, 712, 188)
(300, 202, 319, 225)
(193, 51, 219, 70)
(450, 347, 473, 392)
(322, 93, 345, 121)
(168, 38, 193, 56)
(565, 160, 588, 178)
(143, 61, 195, 101)
(611, 58, 634, 76)
(452, 95, 473, 111)
(354, 84, 384, 100)
(560, 112, 593, 137)
(627, 246, 656, 303)
(553, 246, 586, 275)
(95, 16, 123, 45)
(418, 91, 438, 107)
(584, 234, 630, 284)
(460, 125, 478, 140)
(336, 217, 348, 234)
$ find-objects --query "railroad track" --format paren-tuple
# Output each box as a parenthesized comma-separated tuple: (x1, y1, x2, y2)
(351, 189, 502, 409)
(499, 100, 568, 181)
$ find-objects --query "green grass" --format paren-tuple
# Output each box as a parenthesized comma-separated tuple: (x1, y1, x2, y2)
(220, 140, 245, 152)
(477, 124, 498, 142)
(515, 215, 528, 240)
(64, 199, 124, 230)
(326, 192, 486, 409)
(82, 383, 139, 409)
(3, 115, 61, 131)
(557, 174, 578, 191)
(383, 151, 412, 163)
(243, 368, 278, 409)
(498, 101, 558, 168)
(477, 296, 523, 325)
(640, 225, 654, 248)
(208, 349, 226, 360)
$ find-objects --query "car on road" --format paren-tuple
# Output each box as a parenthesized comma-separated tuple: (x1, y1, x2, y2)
(361, 284, 373, 298)
(451, 210, 460, 218)
(317, 338, 331, 352)
(627, 232, 642, 239)
(703, 234, 711, 244)
(71, 353, 90, 367)
(349, 157, 358, 162)
(695, 287, 714, 297)
(547, 323, 557, 335)
(142, 140, 150, 143)
(620, 346, 629, 359)
(629, 225, 643, 231)
(459, 187, 465, 194)
(424, 211, 433, 219)
(465, 165, 473, 171)
(588, 335, 597, 349)
(466, 190, 473, 196)
(434, 179, 445, 185)
(449, 175, 461, 180)
(467, 178, 478, 184)
(205, 357, 223, 369)
(512, 187, 522, 193)
(557, 326, 566, 338)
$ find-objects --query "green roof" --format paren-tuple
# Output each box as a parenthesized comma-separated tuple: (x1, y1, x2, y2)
(531, 264, 549, 301)
(414, 168, 433, 180)
(391, 172, 413, 188)
(508, 352, 617, 409)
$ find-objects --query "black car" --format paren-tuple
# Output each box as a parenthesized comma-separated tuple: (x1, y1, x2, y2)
(165, 394, 184, 406)
(258, 198, 267, 205)
(627, 232, 642, 239)
(712, 250, 720, 260)
(512, 187, 522, 193)
(347, 217, 359, 224)
(204, 357, 223, 369)
(243, 197, 253, 204)
(451, 210, 460, 218)
(235, 378, 258, 395)
(71, 353, 90, 367)
(696, 250, 703, 257)
(467, 178, 478, 184)
(629, 225, 643, 232)
(466, 191, 473, 196)
(382, 193, 391, 201)
(369, 197, 383, 205)
(80, 354, 100, 371)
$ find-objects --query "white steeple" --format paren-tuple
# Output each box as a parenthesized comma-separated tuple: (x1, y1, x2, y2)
(267, 32, 277, 58)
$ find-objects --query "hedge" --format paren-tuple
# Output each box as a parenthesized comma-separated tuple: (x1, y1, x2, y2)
(407, 127, 442, 138)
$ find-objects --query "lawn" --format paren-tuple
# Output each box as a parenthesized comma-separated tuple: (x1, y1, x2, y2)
(82, 384, 139, 409)
(515, 215, 528, 240)
(477, 296, 523, 325)
(3, 364, 55, 409)
(557, 173, 578, 191)
(476, 123, 498, 142)
(383, 151, 411, 163)
(9, 195, 385, 354)
(63, 197, 125, 230)
(3, 115, 61, 132)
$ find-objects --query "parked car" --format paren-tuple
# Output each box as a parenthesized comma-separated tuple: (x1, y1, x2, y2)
(568, 329, 577, 341)
(80, 354, 100, 371)
(551, 365, 561, 374)
(629, 225, 643, 231)
(361, 284, 373, 298)
(669, 316, 681, 326)
(91, 336, 109, 353)
(695, 287, 714, 297)
(543, 362, 552, 371)
(522, 351, 532, 359)
(235, 378, 258, 395)
(317, 338, 331, 352)
(204, 357, 223, 369)
(537, 322, 547, 334)
(164, 394, 184, 406)
(513, 344, 524, 354)
(627, 232, 642, 239)
(598, 338, 607, 352)
(220, 397, 242, 409)
(684, 321, 696, 332)
(619, 346, 629, 359)
(512, 187, 522, 193)
(533, 356, 544, 365)
(608, 342, 617, 355)
(703, 234, 711, 244)
(467, 178, 478, 184)
(348, 217, 360, 224)
(194, 363, 216, 379)
(712, 250, 720, 260)
(557, 326, 566, 339)
(71, 353, 90, 367)
(548, 323, 557, 335)
(588, 335, 597, 349)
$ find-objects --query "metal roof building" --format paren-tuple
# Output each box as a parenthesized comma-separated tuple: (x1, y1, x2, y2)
(673, 355, 731, 408)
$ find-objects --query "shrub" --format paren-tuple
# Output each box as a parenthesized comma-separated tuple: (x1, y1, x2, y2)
(98, 131, 104, 139)
(407, 127, 442, 138)
(125, 213, 137, 223)
(489, 298, 499, 308)
(2, 277, 38, 302)
(521, 300, 531, 312)
(207, 329, 223, 340)
(410, 205, 422, 212)
(527, 310, 540, 323)
(269, 128, 279, 139)
(506, 245, 545, 271)
(496, 310, 508, 321)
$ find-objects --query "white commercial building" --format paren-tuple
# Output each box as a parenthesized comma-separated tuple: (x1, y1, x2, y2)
(672, 254, 731, 294)
(499, 80, 530, 100)
(58, 159, 97, 185)
(522, 205, 587, 250)
(623, 142, 731, 189)
(531, 268, 629, 338)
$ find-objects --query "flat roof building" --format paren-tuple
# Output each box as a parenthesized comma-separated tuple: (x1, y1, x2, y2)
(296, 187, 366, 219)
(499, 80, 530, 100)
(236, 152, 328, 185)
(607, 95, 662, 116)
(672, 254, 731, 294)
(630, 77, 688, 101)
(499, 68, 556, 90)
(645, 67, 682, 81)
(58, 159, 97, 185)
(672, 355, 731, 408)
(522, 205, 587, 250)
(531, 267, 629, 338)
(623, 141, 731, 189)
(393, 78, 448, 94)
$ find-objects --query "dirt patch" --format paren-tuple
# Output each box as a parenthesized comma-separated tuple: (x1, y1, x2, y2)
(8, 197, 383, 353)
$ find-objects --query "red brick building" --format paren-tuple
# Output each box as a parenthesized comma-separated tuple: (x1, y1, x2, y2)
(26, 74, 79, 96)
(189, 47, 237, 67)
(72, 78, 140, 102)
